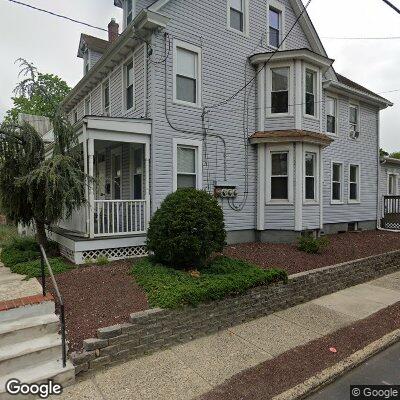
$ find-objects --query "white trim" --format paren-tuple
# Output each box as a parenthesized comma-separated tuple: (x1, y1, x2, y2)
(257, 65, 266, 131)
(267, 0, 286, 50)
(294, 59, 302, 129)
(101, 77, 111, 116)
(122, 52, 135, 113)
(303, 144, 320, 204)
(266, 62, 294, 118)
(227, 0, 249, 37)
(331, 161, 344, 204)
(257, 144, 266, 230)
(303, 63, 321, 120)
(173, 39, 202, 108)
(295, 142, 303, 231)
(319, 147, 323, 229)
(348, 163, 361, 203)
(172, 138, 203, 191)
(325, 93, 339, 136)
(265, 144, 294, 204)
(387, 172, 399, 195)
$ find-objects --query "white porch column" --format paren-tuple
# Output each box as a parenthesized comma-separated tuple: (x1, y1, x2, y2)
(82, 125, 89, 237)
(145, 142, 151, 229)
(257, 144, 266, 231)
(88, 138, 95, 238)
(319, 146, 324, 230)
(295, 142, 303, 231)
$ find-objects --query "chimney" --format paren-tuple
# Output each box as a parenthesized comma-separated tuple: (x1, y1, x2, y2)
(108, 18, 119, 43)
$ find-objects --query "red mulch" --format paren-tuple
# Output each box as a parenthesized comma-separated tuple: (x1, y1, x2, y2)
(41, 259, 148, 353)
(200, 301, 400, 400)
(225, 230, 400, 275)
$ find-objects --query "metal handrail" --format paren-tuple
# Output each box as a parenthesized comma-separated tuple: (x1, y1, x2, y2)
(39, 245, 67, 368)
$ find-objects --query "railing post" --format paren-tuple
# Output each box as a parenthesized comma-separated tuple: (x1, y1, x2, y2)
(40, 251, 46, 297)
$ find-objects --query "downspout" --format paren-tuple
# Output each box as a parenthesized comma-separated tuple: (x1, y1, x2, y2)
(376, 112, 381, 229)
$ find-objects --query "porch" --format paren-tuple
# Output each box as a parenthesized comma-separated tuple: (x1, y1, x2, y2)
(52, 117, 151, 263)
(381, 195, 400, 230)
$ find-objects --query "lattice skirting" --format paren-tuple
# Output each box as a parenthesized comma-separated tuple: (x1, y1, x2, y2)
(60, 245, 75, 263)
(82, 245, 148, 262)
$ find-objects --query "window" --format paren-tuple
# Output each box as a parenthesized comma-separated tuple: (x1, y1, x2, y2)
(102, 80, 110, 116)
(332, 163, 343, 203)
(269, 8, 281, 48)
(326, 96, 337, 134)
(305, 69, 316, 116)
(349, 164, 360, 202)
(125, 61, 134, 111)
(229, 0, 245, 32)
(271, 67, 289, 114)
(349, 104, 359, 137)
(271, 152, 289, 200)
(84, 97, 91, 116)
(388, 174, 398, 195)
(126, 0, 133, 25)
(73, 109, 78, 123)
(305, 152, 316, 201)
(174, 41, 201, 106)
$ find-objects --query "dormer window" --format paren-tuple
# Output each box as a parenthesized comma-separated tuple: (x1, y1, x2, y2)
(126, 0, 133, 26)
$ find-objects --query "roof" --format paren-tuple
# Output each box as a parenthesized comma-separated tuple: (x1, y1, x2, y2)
(382, 156, 400, 166)
(250, 130, 334, 146)
(79, 34, 109, 55)
(336, 73, 390, 104)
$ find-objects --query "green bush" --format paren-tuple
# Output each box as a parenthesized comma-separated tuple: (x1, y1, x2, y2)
(0, 225, 18, 247)
(298, 234, 329, 254)
(96, 256, 110, 266)
(146, 188, 226, 268)
(132, 256, 287, 309)
(11, 257, 74, 279)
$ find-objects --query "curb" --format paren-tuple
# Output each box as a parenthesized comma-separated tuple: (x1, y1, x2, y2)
(272, 328, 400, 400)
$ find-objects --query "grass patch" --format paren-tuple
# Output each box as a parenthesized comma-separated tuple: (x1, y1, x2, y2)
(0, 225, 18, 247)
(11, 257, 74, 279)
(132, 256, 287, 309)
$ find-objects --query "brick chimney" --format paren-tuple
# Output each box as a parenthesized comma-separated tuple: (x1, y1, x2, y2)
(108, 18, 119, 43)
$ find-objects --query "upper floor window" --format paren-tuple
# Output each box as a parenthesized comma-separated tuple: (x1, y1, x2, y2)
(102, 80, 110, 116)
(305, 69, 316, 116)
(126, 0, 133, 25)
(269, 8, 281, 48)
(326, 96, 337, 134)
(349, 164, 360, 202)
(388, 174, 398, 195)
(229, 0, 245, 33)
(271, 152, 289, 200)
(173, 41, 202, 107)
(84, 96, 91, 116)
(73, 109, 78, 124)
(305, 152, 317, 201)
(332, 162, 343, 203)
(349, 104, 360, 138)
(271, 67, 289, 114)
(125, 60, 134, 111)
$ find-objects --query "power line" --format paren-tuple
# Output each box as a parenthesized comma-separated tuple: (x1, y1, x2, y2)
(322, 36, 400, 40)
(5, 0, 108, 32)
(382, 0, 400, 14)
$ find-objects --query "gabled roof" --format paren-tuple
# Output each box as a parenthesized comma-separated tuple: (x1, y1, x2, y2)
(77, 34, 109, 58)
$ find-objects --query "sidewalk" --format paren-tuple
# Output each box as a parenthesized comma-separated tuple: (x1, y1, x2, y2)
(52, 271, 400, 400)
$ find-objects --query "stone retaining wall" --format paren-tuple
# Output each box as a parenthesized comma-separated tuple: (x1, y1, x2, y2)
(71, 250, 400, 375)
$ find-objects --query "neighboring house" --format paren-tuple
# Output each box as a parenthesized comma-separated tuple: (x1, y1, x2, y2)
(380, 157, 400, 230)
(48, 0, 393, 264)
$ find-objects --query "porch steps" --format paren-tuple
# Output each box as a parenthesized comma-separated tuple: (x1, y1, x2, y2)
(0, 264, 75, 399)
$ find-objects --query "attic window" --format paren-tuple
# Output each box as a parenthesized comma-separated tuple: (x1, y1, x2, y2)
(126, 0, 133, 25)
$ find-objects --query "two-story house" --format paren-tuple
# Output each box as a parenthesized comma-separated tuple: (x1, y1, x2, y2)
(49, 0, 393, 264)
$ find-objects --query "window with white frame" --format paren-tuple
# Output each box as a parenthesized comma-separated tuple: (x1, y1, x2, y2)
(271, 67, 289, 114)
(271, 152, 289, 200)
(73, 109, 78, 123)
(332, 162, 343, 202)
(84, 96, 91, 116)
(305, 69, 317, 116)
(388, 174, 398, 195)
(125, 60, 134, 111)
(349, 164, 360, 202)
(349, 104, 359, 137)
(176, 146, 198, 189)
(174, 42, 201, 106)
(305, 152, 317, 201)
(102, 80, 110, 116)
(229, 0, 245, 33)
(269, 8, 281, 48)
(126, 0, 133, 26)
(326, 96, 337, 134)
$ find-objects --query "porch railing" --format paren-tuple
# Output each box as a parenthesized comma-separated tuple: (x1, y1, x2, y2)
(94, 200, 147, 236)
(381, 195, 400, 230)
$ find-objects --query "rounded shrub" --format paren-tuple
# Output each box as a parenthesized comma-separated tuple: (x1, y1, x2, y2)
(146, 188, 226, 268)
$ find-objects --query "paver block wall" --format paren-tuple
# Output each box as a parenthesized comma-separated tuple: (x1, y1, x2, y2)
(71, 250, 400, 375)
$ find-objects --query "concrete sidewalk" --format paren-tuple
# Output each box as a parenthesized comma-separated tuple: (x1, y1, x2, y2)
(52, 271, 400, 400)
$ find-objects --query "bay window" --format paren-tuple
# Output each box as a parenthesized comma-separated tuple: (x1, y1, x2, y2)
(174, 41, 202, 106)
(326, 96, 337, 134)
(305, 69, 316, 116)
(271, 67, 289, 114)
(349, 164, 360, 202)
(271, 152, 289, 200)
(305, 152, 317, 201)
(332, 162, 343, 203)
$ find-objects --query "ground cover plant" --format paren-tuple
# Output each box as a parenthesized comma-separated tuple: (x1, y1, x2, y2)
(11, 257, 74, 279)
(298, 234, 329, 254)
(0, 224, 18, 247)
(132, 256, 287, 309)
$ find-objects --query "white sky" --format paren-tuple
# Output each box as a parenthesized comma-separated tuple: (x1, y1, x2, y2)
(0, 0, 399, 151)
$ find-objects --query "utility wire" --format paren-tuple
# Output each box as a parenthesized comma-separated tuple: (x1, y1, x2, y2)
(322, 36, 400, 40)
(5, 0, 108, 32)
(382, 0, 400, 14)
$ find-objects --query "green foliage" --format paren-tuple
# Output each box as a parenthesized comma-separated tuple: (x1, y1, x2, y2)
(132, 256, 288, 309)
(380, 148, 389, 158)
(146, 188, 226, 268)
(298, 234, 329, 254)
(390, 151, 400, 160)
(96, 256, 110, 266)
(11, 257, 74, 279)
(0, 225, 18, 247)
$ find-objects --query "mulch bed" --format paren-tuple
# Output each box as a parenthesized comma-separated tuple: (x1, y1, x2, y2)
(225, 230, 400, 275)
(200, 301, 400, 400)
(41, 259, 148, 353)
